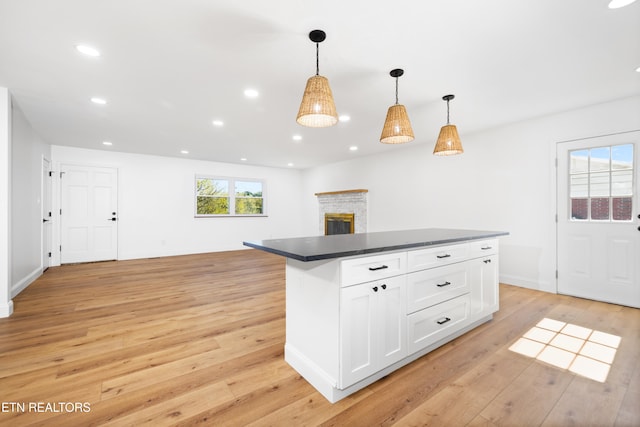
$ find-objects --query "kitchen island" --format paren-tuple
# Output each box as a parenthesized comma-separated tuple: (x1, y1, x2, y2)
(243, 228, 509, 403)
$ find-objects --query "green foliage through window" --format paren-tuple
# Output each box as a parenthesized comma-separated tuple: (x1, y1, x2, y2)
(196, 176, 265, 216)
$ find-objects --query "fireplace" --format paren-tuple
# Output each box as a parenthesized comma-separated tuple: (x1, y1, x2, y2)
(315, 189, 367, 235)
(325, 213, 355, 235)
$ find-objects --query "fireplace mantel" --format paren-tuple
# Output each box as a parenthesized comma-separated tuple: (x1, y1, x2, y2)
(314, 189, 368, 197)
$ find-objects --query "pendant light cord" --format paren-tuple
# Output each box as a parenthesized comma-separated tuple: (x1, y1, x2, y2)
(446, 99, 450, 124)
(395, 77, 399, 105)
(315, 43, 319, 76)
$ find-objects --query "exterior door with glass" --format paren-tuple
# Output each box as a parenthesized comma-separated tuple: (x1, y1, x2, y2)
(557, 132, 639, 308)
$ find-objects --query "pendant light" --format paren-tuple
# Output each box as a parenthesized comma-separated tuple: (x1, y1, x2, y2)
(296, 30, 338, 128)
(380, 69, 414, 144)
(433, 94, 464, 156)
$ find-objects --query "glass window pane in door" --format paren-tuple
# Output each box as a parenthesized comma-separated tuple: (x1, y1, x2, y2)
(590, 198, 610, 220)
(570, 150, 589, 173)
(612, 197, 632, 221)
(611, 170, 633, 196)
(589, 172, 610, 197)
(571, 198, 588, 220)
(570, 174, 588, 197)
(611, 144, 633, 170)
(589, 147, 610, 172)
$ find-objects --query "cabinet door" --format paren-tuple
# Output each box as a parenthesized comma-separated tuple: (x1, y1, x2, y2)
(377, 275, 407, 368)
(339, 276, 407, 389)
(340, 282, 378, 388)
(481, 255, 499, 312)
(470, 255, 499, 316)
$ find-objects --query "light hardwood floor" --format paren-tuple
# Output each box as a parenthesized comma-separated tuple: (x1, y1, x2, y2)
(0, 249, 638, 426)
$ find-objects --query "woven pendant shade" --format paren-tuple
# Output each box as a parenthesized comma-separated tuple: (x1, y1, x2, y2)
(433, 124, 464, 155)
(380, 104, 414, 144)
(296, 75, 338, 127)
(433, 94, 464, 156)
(380, 68, 414, 144)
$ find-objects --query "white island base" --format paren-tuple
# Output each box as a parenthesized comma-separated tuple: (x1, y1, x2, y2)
(283, 238, 500, 403)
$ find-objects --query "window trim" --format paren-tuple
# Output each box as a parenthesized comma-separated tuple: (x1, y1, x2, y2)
(194, 175, 267, 217)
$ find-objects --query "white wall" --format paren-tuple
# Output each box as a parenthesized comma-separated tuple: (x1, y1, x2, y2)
(0, 87, 12, 317)
(11, 102, 50, 297)
(301, 95, 640, 293)
(50, 146, 304, 264)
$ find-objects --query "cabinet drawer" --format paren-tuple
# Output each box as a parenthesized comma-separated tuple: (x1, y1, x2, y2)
(468, 239, 498, 258)
(407, 262, 470, 313)
(407, 294, 470, 355)
(407, 243, 468, 272)
(341, 252, 406, 286)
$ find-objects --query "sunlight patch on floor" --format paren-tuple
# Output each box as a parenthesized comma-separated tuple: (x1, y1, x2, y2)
(509, 318, 620, 383)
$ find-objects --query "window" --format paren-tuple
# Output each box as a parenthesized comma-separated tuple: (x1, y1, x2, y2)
(569, 144, 633, 221)
(195, 176, 265, 216)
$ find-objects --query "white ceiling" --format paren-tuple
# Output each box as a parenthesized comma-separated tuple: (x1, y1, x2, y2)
(1, 0, 639, 169)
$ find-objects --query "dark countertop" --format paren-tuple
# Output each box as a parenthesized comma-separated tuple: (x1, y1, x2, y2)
(243, 228, 509, 262)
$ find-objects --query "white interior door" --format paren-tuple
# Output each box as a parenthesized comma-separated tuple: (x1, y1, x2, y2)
(42, 158, 52, 270)
(557, 132, 639, 308)
(60, 164, 118, 264)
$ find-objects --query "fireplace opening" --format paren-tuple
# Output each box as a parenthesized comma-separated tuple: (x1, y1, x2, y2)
(325, 213, 355, 235)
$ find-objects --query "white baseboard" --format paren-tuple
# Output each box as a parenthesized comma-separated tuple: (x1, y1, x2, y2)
(11, 267, 42, 298)
(500, 274, 555, 293)
(0, 300, 13, 318)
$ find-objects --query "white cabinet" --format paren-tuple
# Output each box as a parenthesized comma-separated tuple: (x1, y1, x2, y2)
(283, 237, 501, 403)
(339, 275, 406, 388)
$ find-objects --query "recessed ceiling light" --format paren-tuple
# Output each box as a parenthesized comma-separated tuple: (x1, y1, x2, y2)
(244, 89, 259, 98)
(212, 120, 224, 127)
(102, 141, 112, 146)
(180, 150, 189, 154)
(292, 134, 303, 141)
(91, 97, 107, 105)
(608, 0, 637, 8)
(240, 157, 247, 161)
(339, 115, 351, 122)
(636, 66, 640, 72)
(76, 44, 100, 57)
(287, 162, 294, 167)
(349, 146, 358, 151)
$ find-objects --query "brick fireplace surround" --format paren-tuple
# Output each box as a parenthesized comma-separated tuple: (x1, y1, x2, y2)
(315, 189, 368, 234)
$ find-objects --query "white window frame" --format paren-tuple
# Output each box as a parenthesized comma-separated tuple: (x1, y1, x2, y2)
(195, 175, 267, 217)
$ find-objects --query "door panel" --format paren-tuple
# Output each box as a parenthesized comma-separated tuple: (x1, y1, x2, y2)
(60, 165, 118, 263)
(557, 132, 639, 308)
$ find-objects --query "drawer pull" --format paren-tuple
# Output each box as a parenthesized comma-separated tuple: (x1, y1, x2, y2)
(481, 246, 492, 250)
(436, 317, 451, 325)
(436, 254, 451, 259)
(436, 281, 451, 288)
(381, 284, 387, 290)
(483, 259, 492, 264)
(368, 265, 389, 271)
(372, 286, 378, 292)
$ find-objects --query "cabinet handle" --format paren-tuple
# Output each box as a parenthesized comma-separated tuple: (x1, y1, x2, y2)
(436, 281, 451, 288)
(483, 259, 492, 264)
(436, 317, 451, 325)
(481, 246, 492, 250)
(436, 254, 451, 259)
(368, 265, 389, 271)
(381, 284, 387, 290)
(372, 286, 378, 292)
